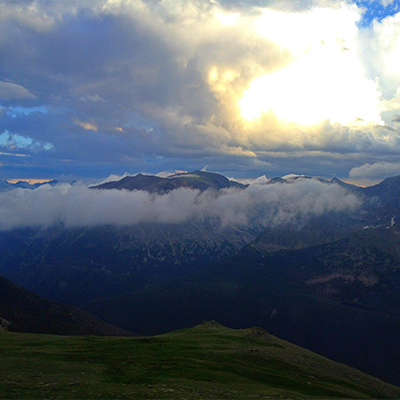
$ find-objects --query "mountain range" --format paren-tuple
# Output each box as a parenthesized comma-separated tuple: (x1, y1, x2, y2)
(0, 179, 58, 192)
(2, 170, 400, 386)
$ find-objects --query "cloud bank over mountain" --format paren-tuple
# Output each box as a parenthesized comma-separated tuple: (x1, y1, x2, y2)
(0, 179, 359, 230)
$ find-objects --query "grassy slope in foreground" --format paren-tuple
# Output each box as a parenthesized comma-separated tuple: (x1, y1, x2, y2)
(0, 321, 399, 399)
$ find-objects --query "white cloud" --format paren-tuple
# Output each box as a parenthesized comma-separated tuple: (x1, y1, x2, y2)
(239, 4, 384, 126)
(381, 0, 395, 7)
(349, 161, 400, 178)
(80, 95, 106, 103)
(92, 173, 133, 185)
(360, 11, 400, 100)
(0, 2, 57, 32)
(0, 179, 360, 230)
(0, 82, 37, 100)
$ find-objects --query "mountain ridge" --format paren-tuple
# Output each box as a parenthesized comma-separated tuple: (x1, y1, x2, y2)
(0, 274, 132, 336)
(92, 170, 246, 193)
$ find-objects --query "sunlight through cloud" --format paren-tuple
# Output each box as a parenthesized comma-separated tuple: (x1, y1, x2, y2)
(238, 4, 384, 127)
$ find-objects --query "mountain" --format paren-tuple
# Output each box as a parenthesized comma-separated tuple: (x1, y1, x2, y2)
(92, 173, 164, 191)
(252, 212, 363, 251)
(251, 175, 400, 250)
(0, 179, 59, 192)
(1, 321, 399, 399)
(0, 170, 254, 307)
(86, 224, 400, 386)
(3, 172, 400, 385)
(0, 221, 255, 306)
(92, 170, 246, 193)
(330, 177, 363, 193)
(0, 274, 131, 336)
(0, 179, 15, 192)
(361, 175, 400, 223)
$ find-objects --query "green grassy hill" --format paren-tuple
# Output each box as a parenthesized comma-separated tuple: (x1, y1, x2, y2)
(1, 321, 399, 399)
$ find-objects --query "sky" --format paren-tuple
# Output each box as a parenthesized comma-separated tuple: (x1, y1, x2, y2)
(1, 0, 400, 183)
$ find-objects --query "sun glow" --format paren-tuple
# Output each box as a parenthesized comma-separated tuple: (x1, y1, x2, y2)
(238, 5, 384, 127)
(7, 179, 52, 184)
(239, 47, 383, 126)
(215, 11, 240, 27)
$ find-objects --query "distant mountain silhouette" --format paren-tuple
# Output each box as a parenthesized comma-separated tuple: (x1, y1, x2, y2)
(92, 170, 246, 193)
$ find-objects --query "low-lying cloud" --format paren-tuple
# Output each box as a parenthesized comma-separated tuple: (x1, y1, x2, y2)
(0, 179, 360, 231)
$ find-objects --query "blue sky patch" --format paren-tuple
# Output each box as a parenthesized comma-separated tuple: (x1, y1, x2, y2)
(0, 131, 53, 151)
(6, 106, 47, 119)
(355, 0, 400, 27)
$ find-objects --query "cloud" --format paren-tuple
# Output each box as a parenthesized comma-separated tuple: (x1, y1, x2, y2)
(80, 95, 106, 103)
(239, 4, 383, 126)
(349, 161, 400, 178)
(0, 0, 400, 179)
(0, 2, 57, 32)
(0, 131, 53, 151)
(0, 151, 28, 157)
(94, 172, 133, 185)
(0, 81, 37, 100)
(0, 178, 360, 230)
(381, 0, 396, 8)
(75, 120, 98, 132)
(359, 11, 400, 98)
